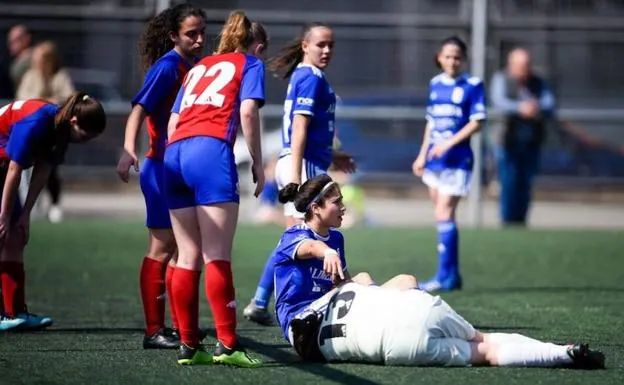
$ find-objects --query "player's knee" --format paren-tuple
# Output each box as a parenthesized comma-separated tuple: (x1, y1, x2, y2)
(396, 274, 418, 290)
(351, 272, 374, 286)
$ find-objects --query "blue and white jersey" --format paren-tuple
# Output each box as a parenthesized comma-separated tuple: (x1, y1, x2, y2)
(274, 223, 347, 341)
(425, 73, 486, 171)
(281, 63, 336, 170)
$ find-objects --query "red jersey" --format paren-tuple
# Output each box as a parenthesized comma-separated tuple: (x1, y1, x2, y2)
(169, 52, 265, 145)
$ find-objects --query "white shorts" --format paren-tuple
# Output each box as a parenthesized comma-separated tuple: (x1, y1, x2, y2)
(422, 168, 472, 197)
(309, 283, 474, 366)
(274, 154, 327, 218)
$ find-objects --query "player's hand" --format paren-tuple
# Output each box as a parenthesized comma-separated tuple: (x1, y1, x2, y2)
(519, 100, 539, 119)
(331, 150, 356, 173)
(251, 161, 265, 198)
(428, 144, 451, 160)
(116, 150, 139, 183)
(323, 253, 345, 282)
(15, 213, 29, 246)
(412, 155, 426, 177)
(0, 212, 10, 243)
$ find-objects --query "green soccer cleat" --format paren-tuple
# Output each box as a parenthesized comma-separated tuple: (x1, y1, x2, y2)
(177, 343, 214, 365)
(213, 341, 262, 368)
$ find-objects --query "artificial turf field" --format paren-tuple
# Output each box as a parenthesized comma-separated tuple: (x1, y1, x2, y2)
(1, 220, 623, 385)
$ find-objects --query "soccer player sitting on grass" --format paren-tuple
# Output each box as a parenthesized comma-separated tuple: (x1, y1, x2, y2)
(272, 174, 606, 369)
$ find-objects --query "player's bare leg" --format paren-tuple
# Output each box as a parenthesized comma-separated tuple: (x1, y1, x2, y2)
(0, 231, 52, 331)
(169, 206, 213, 365)
(197, 203, 261, 368)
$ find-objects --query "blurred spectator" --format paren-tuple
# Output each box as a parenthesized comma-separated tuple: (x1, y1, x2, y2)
(16, 41, 76, 223)
(490, 48, 556, 226)
(7, 25, 32, 90)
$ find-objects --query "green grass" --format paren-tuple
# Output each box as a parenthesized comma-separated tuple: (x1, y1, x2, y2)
(1, 221, 623, 385)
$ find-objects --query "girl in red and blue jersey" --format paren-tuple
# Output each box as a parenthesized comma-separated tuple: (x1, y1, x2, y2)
(0, 92, 106, 332)
(412, 36, 486, 293)
(115, 3, 206, 350)
(164, 11, 268, 367)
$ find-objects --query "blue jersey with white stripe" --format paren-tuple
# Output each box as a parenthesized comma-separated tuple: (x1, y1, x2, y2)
(274, 224, 347, 341)
(281, 64, 336, 170)
(425, 73, 486, 171)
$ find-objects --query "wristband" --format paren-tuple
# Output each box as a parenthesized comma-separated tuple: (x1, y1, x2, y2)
(323, 248, 339, 259)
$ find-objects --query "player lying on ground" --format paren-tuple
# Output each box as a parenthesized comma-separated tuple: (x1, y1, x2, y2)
(273, 174, 606, 369)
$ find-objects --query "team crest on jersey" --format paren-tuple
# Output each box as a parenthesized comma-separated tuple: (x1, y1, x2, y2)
(430, 91, 438, 100)
(451, 87, 464, 104)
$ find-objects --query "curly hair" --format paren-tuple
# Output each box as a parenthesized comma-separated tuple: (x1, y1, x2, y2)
(138, 3, 206, 72)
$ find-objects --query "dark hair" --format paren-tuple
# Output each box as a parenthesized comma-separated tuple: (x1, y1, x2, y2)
(278, 174, 340, 219)
(138, 3, 207, 71)
(268, 22, 331, 79)
(434, 35, 468, 69)
(55, 92, 106, 137)
(216, 10, 268, 54)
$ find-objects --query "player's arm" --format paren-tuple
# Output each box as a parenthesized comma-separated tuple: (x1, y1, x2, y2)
(240, 57, 267, 197)
(0, 161, 22, 224)
(1, 120, 45, 224)
(21, 160, 53, 215)
(290, 114, 310, 184)
(290, 73, 321, 184)
(295, 239, 344, 280)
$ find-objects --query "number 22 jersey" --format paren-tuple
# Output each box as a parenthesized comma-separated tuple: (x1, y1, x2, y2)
(170, 52, 265, 145)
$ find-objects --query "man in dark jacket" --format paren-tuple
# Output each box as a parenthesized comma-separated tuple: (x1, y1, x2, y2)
(490, 48, 556, 226)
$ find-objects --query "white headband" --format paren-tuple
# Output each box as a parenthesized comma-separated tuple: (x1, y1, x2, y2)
(306, 181, 337, 210)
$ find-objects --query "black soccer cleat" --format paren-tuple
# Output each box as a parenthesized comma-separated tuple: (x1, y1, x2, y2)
(567, 343, 606, 370)
(143, 329, 180, 349)
(243, 302, 274, 326)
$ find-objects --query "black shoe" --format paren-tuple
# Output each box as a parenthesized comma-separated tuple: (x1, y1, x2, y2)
(143, 330, 180, 349)
(567, 343, 606, 370)
(177, 343, 213, 365)
(243, 302, 274, 326)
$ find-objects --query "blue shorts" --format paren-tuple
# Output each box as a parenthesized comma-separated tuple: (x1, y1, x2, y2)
(164, 136, 239, 210)
(139, 158, 171, 229)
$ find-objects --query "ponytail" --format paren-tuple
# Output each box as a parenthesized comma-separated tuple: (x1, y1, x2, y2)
(216, 10, 253, 54)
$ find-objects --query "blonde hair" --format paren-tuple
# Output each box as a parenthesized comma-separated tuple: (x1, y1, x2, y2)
(216, 10, 254, 54)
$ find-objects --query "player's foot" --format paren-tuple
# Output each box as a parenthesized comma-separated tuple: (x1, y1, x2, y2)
(15, 311, 53, 330)
(213, 341, 262, 368)
(243, 301, 274, 326)
(419, 275, 462, 293)
(0, 314, 26, 332)
(177, 343, 214, 365)
(566, 343, 606, 370)
(143, 329, 180, 349)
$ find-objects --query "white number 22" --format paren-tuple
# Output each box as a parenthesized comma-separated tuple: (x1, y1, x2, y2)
(180, 61, 236, 112)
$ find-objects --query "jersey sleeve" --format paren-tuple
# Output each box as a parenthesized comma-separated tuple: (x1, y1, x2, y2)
(131, 60, 179, 114)
(292, 72, 322, 116)
(240, 56, 265, 107)
(5, 118, 48, 168)
(276, 229, 313, 261)
(171, 85, 185, 114)
(469, 81, 487, 121)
